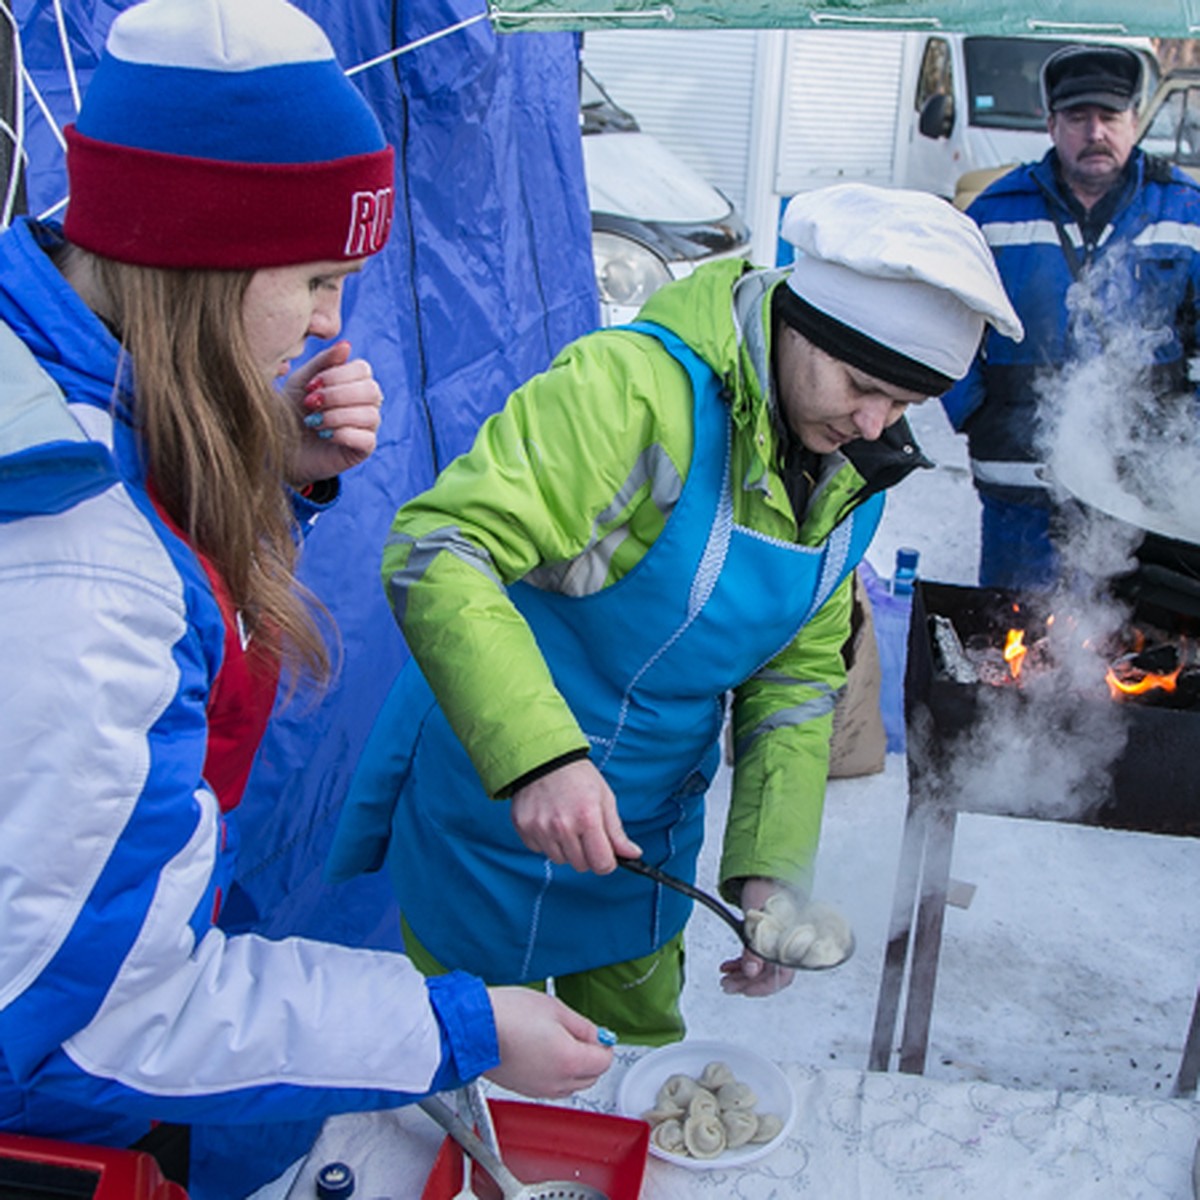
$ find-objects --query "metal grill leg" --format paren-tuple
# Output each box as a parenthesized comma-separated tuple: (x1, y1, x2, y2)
(897, 807, 957, 1075)
(870, 795, 930, 1072)
(1173, 981, 1200, 1097)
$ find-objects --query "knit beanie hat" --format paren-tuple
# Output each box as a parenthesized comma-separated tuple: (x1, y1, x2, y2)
(63, 0, 394, 269)
(776, 183, 1023, 395)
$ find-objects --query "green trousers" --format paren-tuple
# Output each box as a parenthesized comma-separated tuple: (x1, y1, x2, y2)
(400, 914, 687, 1046)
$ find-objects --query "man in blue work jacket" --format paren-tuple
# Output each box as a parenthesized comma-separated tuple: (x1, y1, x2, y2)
(943, 43, 1200, 590)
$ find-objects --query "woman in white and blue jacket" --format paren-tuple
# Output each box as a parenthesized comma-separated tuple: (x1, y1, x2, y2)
(0, 0, 610, 1170)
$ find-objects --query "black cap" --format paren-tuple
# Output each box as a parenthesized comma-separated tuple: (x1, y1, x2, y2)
(315, 1161, 355, 1199)
(1041, 44, 1142, 113)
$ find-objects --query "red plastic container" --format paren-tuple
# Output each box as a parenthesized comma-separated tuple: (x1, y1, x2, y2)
(0, 1131, 188, 1199)
(419, 1099, 649, 1200)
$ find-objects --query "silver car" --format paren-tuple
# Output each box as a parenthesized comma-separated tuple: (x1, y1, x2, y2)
(581, 67, 751, 327)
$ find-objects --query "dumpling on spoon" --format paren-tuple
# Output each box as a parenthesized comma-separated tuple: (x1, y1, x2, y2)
(744, 891, 853, 968)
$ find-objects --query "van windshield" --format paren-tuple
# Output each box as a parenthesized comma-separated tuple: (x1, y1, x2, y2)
(965, 38, 1074, 131)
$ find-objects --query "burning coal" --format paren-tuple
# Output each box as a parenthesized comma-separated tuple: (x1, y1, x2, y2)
(932, 602, 1197, 707)
(909, 579, 1200, 841)
(909, 586, 1135, 825)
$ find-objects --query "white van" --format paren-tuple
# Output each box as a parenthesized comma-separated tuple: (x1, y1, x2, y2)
(582, 31, 1159, 266)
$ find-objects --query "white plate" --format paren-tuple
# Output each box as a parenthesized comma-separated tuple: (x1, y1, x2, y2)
(615, 1040, 795, 1170)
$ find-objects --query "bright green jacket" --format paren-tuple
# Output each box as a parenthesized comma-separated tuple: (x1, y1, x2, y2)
(382, 259, 925, 897)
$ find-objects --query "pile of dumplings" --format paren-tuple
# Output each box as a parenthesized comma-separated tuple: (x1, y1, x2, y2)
(743, 892, 852, 969)
(640, 1060, 784, 1160)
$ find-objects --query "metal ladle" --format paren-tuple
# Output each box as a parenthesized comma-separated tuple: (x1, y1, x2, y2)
(418, 1096, 609, 1200)
(452, 1083, 499, 1198)
(616, 857, 854, 970)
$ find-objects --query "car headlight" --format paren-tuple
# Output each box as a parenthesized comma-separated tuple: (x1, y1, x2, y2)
(592, 231, 672, 308)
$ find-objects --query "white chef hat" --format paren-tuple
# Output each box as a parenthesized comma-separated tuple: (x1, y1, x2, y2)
(776, 183, 1023, 394)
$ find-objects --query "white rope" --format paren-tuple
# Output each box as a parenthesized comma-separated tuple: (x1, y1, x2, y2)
(38, 194, 68, 220)
(21, 65, 65, 150)
(2, 1, 25, 229)
(19, 61, 70, 220)
(50, 0, 81, 112)
(345, 11, 491, 77)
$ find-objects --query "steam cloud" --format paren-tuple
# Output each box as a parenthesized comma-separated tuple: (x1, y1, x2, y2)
(1041, 243, 1200, 552)
(908, 646, 1127, 825)
(913, 247, 1200, 824)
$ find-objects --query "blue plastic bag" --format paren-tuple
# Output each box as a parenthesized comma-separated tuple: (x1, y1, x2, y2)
(859, 556, 916, 754)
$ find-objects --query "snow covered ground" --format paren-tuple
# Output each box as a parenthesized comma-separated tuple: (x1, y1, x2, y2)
(679, 399, 1200, 1101)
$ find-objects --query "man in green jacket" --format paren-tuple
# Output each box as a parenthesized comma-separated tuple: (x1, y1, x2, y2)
(330, 184, 1022, 1044)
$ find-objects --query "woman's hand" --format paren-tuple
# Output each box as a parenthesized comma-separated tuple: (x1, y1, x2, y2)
(718, 876, 797, 998)
(484, 988, 614, 1099)
(284, 340, 383, 487)
(510, 759, 642, 875)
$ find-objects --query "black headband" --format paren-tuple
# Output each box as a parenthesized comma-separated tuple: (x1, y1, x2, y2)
(773, 284, 955, 397)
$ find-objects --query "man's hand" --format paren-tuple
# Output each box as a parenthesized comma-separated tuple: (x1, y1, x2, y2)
(510, 759, 641, 874)
(283, 341, 383, 487)
(484, 987, 614, 1099)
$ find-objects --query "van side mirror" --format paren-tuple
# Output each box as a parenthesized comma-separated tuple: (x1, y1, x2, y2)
(919, 92, 955, 139)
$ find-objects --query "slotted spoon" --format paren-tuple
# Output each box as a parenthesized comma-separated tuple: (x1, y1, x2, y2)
(452, 1134, 476, 1199)
(453, 1082, 498, 1198)
(616, 856, 854, 969)
(418, 1095, 608, 1200)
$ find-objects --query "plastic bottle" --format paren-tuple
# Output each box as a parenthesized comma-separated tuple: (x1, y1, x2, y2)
(871, 548, 920, 753)
(893, 547, 919, 597)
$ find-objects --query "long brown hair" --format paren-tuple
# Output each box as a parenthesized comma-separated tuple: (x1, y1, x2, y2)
(89, 253, 333, 691)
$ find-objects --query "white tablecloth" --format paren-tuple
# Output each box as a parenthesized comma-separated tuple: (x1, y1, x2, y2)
(251, 1048, 1200, 1199)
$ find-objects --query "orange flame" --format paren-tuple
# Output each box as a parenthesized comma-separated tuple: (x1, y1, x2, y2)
(991, 611, 1185, 701)
(1003, 628, 1027, 679)
(1105, 665, 1181, 699)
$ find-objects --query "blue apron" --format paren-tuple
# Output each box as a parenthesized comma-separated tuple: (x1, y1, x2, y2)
(331, 323, 882, 983)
